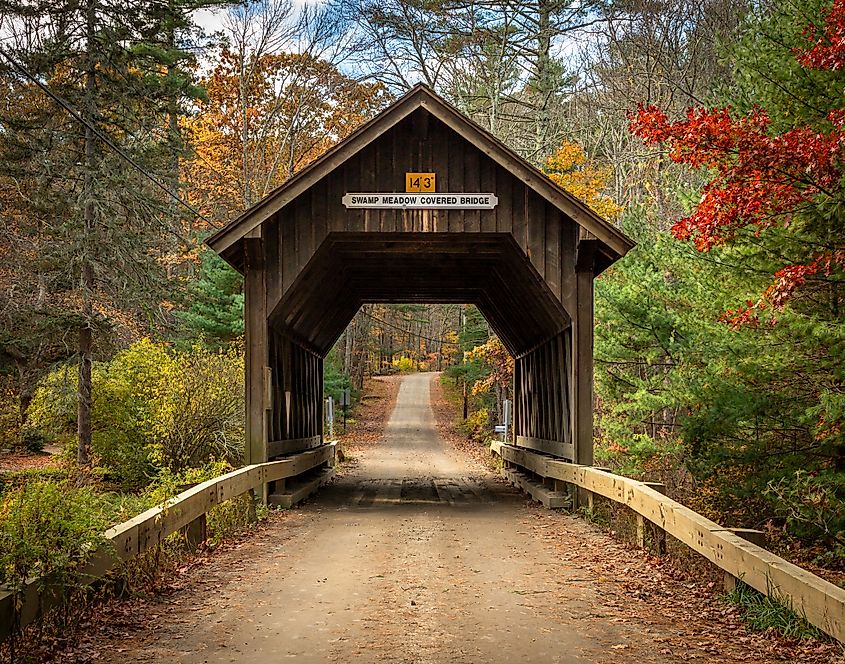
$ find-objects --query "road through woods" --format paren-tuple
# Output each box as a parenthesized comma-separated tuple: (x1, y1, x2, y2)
(94, 374, 809, 663)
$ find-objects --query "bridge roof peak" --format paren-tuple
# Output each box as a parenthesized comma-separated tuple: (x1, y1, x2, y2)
(206, 84, 633, 263)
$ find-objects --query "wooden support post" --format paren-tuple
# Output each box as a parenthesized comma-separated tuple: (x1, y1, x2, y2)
(723, 528, 766, 591)
(636, 481, 666, 554)
(573, 233, 596, 508)
(636, 512, 646, 548)
(643, 482, 666, 556)
(244, 236, 269, 502)
(182, 514, 206, 551)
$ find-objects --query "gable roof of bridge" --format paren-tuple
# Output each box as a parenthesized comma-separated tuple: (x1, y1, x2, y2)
(206, 83, 634, 261)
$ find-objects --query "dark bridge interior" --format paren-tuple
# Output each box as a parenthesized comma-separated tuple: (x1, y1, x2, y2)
(269, 233, 570, 356)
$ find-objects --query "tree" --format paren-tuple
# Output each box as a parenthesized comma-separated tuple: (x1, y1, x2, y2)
(182, 1, 389, 222)
(174, 248, 244, 348)
(544, 141, 623, 219)
(465, 336, 513, 420)
(0, 0, 215, 463)
(596, 0, 845, 542)
(184, 50, 390, 221)
(564, 0, 749, 220)
(351, 0, 600, 164)
(629, 0, 844, 318)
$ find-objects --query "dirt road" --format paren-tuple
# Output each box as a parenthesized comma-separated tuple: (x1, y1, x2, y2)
(97, 374, 781, 663)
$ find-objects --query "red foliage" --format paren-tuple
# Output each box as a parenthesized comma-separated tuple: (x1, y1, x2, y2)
(797, 0, 845, 69)
(628, 0, 845, 318)
(630, 106, 843, 252)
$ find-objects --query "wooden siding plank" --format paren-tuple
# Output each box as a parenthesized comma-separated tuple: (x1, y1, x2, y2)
(495, 165, 513, 234)
(527, 192, 545, 277)
(515, 435, 574, 461)
(480, 155, 495, 232)
(464, 145, 481, 232)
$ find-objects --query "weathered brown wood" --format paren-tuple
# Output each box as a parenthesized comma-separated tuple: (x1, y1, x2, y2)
(244, 238, 268, 468)
(268, 434, 323, 458)
(515, 435, 574, 461)
(501, 467, 569, 508)
(205, 86, 638, 526)
(573, 237, 595, 469)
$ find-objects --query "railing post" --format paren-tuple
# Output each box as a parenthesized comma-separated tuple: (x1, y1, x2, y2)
(723, 529, 766, 591)
(636, 481, 666, 554)
(183, 514, 207, 551)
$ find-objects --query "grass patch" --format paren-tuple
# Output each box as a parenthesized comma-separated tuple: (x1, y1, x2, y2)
(725, 580, 827, 641)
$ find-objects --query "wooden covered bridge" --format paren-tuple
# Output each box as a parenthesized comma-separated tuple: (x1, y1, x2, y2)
(206, 83, 633, 502)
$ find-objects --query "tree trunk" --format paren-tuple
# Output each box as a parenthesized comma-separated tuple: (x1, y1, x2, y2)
(77, 0, 96, 467)
(344, 323, 353, 375)
(533, 0, 552, 163)
(165, 0, 184, 273)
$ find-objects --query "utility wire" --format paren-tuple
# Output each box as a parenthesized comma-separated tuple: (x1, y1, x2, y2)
(0, 47, 215, 228)
(359, 309, 476, 348)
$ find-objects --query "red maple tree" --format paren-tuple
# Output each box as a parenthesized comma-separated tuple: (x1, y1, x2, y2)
(629, 1, 845, 324)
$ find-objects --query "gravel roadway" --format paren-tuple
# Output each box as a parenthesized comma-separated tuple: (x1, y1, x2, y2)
(97, 374, 779, 664)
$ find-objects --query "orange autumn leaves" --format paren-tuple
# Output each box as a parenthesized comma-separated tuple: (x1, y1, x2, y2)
(182, 50, 390, 226)
(544, 141, 623, 221)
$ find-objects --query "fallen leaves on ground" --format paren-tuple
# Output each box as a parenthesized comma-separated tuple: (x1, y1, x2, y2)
(0, 450, 59, 471)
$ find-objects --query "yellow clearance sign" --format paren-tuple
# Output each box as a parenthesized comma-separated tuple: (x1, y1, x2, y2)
(405, 172, 436, 192)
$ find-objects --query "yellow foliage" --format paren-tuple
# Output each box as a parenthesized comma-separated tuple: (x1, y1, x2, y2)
(465, 337, 513, 396)
(441, 331, 460, 366)
(392, 356, 416, 373)
(182, 50, 390, 227)
(544, 142, 623, 220)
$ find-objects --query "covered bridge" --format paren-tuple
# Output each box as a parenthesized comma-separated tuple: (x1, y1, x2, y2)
(206, 84, 634, 497)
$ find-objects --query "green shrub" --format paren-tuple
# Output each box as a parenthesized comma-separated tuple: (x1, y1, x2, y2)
(143, 460, 232, 505)
(0, 467, 68, 495)
(146, 344, 244, 473)
(765, 470, 845, 564)
(26, 340, 244, 490)
(461, 408, 491, 445)
(0, 480, 110, 595)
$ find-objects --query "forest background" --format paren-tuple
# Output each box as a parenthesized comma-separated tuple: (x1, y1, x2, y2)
(0, 0, 843, 623)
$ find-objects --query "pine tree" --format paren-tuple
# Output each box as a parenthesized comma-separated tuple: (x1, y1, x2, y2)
(0, 0, 222, 463)
(174, 249, 244, 348)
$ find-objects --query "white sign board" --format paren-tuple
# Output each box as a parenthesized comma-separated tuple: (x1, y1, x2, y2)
(342, 193, 498, 210)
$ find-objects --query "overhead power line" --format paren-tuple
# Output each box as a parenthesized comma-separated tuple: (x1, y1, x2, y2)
(359, 309, 468, 348)
(0, 47, 215, 228)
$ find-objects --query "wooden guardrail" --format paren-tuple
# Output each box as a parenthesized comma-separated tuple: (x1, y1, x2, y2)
(491, 440, 845, 644)
(0, 443, 336, 640)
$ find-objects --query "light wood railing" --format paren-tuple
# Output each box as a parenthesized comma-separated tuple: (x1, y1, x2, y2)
(0, 443, 335, 640)
(491, 440, 845, 644)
